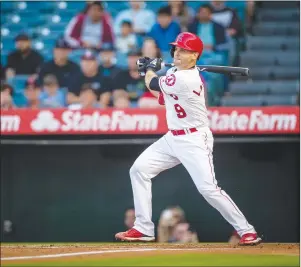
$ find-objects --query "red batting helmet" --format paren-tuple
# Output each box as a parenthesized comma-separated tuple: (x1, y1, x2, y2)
(169, 32, 203, 58)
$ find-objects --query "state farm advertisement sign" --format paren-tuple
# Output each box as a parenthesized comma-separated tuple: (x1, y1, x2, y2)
(0, 107, 299, 135)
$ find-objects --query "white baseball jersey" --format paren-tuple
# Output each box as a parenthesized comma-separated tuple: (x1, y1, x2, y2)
(158, 66, 209, 130)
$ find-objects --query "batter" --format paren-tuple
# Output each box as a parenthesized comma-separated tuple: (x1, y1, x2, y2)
(115, 32, 262, 246)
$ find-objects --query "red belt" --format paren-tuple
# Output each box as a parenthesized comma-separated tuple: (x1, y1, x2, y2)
(170, 127, 198, 136)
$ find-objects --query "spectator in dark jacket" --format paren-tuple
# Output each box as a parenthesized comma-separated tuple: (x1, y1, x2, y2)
(188, 4, 228, 54)
(64, 1, 114, 50)
(148, 6, 181, 52)
(210, 1, 243, 38)
(6, 34, 43, 79)
(38, 38, 80, 89)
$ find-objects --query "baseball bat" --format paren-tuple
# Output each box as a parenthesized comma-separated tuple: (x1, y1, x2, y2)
(164, 63, 249, 77)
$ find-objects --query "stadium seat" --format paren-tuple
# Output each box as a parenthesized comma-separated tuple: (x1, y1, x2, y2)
(1, 2, 14, 14)
(247, 36, 299, 51)
(253, 22, 300, 36)
(221, 95, 264, 106)
(249, 67, 300, 80)
(230, 81, 300, 95)
(13, 92, 27, 107)
(7, 75, 31, 93)
(3, 22, 28, 33)
(2, 40, 15, 52)
(262, 95, 298, 106)
(1, 50, 9, 66)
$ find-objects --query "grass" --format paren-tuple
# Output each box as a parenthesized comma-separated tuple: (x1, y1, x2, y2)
(2, 253, 299, 267)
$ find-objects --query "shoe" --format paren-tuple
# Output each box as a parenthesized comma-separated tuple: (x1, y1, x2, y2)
(115, 228, 155, 242)
(239, 233, 262, 246)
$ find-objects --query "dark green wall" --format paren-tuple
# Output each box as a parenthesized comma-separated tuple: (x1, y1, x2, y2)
(1, 142, 299, 242)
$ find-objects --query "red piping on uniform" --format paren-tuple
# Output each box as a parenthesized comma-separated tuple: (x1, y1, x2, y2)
(204, 132, 248, 219)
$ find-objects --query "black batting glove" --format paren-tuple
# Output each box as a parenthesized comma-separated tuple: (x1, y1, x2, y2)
(136, 57, 151, 77)
(146, 58, 163, 73)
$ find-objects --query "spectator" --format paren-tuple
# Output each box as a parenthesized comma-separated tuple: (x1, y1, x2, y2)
(40, 75, 66, 108)
(98, 43, 122, 81)
(67, 50, 112, 107)
(167, 1, 195, 31)
(157, 206, 186, 243)
(1, 83, 15, 110)
(228, 230, 240, 245)
(188, 4, 229, 56)
(124, 208, 135, 230)
(68, 83, 101, 109)
(115, 21, 138, 54)
(169, 222, 199, 243)
(148, 6, 181, 52)
(38, 38, 80, 89)
(64, 1, 114, 50)
(210, 1, 243, 39)
(24, 78, 41, 109)
(209, 0, 244, 65)
(5, 33, 43, 79)
(114, 1, 155, 36)
(141, 37, 162, 59)
(112, 51, 146, 108)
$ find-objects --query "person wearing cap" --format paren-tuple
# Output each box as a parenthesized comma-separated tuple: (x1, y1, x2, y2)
(24, 77, 42, 109)
(112, 50, 146, 108)
(6, 33, 43, 79)
(0, 83, 15, 109)
(39, 74, 66, 108)
(64, 1, 114, 50)
(68, 83, 101, 110)
(37, 38, 80, 89)
(67, 50, 112, 108)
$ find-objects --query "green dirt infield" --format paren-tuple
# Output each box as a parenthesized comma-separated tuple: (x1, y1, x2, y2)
(1, 243, 299, 266)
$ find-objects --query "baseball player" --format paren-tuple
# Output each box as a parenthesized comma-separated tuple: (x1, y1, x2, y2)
(115, 32, 262, 246)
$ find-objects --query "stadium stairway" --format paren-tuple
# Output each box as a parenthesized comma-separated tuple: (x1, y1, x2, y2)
(221, 1, 300, 107)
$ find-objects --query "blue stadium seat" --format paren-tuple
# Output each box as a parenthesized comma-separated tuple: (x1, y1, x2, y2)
(45, 22, 68, 33)
(3, 22, 28, 33)
(55, 1, 86, 11)
(40, 50, 53, 61)
(13, 92, 27, 107)
(146, 2, 167, 12)
(1, 1, 14, 13)
(32, 39, 56, 51)
(1, 38, 15, 50)
(7, 75, 31, 93)
(1, 50, 9, 66)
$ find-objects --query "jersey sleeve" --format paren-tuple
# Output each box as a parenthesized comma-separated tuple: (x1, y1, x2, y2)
(158, 71, 188, 95)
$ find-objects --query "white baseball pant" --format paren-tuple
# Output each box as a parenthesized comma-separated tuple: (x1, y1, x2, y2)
(130, 127, 256, 237)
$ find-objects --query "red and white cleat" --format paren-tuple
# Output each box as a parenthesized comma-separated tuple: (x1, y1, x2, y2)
(115, 228, 155, 242)
(239, 233, 262, 246)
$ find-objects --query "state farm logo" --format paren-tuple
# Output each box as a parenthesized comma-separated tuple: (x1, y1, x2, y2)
(208, 109, 298, 132)
(1, 115, 20, 132)
(31, 110, 60, 132)
(30, 110, 159, 132)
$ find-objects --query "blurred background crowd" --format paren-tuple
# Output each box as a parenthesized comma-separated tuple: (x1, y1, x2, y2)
(123, 207, 241, 244)
(1, 0, 300, 110)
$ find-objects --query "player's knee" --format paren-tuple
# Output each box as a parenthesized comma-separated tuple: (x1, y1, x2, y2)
(129, 161, 142, 177)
